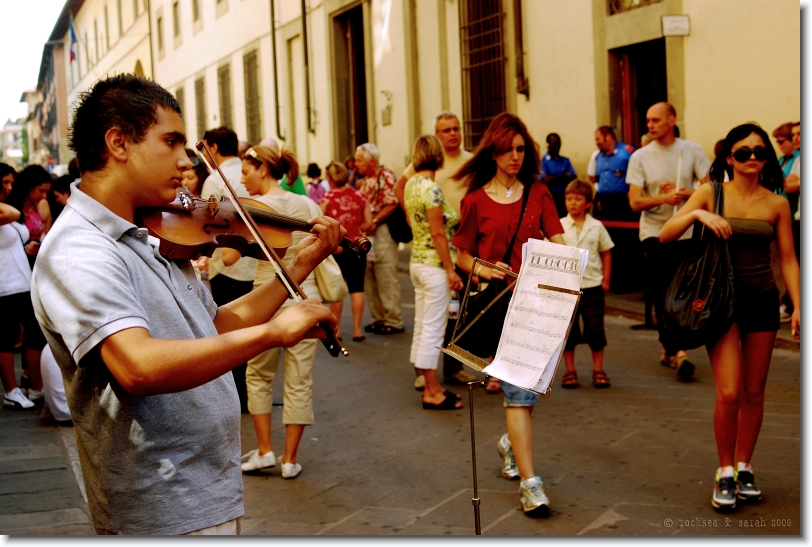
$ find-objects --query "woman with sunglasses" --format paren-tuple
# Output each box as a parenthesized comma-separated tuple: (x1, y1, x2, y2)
(660, 123, 800, 512)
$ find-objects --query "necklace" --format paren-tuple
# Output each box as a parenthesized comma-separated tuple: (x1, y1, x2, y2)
(493, 176, 519, 198)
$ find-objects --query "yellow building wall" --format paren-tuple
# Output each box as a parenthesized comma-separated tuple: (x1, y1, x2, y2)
(681, 0, 800, 155)
(516, 0, 598, 177)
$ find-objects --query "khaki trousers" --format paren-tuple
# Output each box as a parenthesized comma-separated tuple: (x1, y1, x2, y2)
(246, 310, 316, 424)
(364, 223, 404, 329)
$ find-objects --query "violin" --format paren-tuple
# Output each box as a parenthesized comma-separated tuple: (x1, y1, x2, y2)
(138, 189, 371, 262)
(138, 140, 362, 358)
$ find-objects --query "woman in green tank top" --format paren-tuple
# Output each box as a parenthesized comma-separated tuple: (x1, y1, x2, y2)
(660, 123, 799, 512)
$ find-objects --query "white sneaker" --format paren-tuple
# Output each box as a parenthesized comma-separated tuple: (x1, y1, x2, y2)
(280, 458, 303, 479)
(27, 389, 44, 402)
(4, 388, 35, 410)
(779, 305, 791, 323)
(240, 449, 276, 472)
(519, 476, 550, 515)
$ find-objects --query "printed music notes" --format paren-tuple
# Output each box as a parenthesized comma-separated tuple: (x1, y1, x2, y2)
(483, 239, 587, 395)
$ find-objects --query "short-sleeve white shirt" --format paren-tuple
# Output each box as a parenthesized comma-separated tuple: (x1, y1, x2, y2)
(626, 138, 711, 241)
(559, 213, 614, 289)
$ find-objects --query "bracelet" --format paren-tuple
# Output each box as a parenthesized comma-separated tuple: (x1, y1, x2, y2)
(474, 263, 483, 278)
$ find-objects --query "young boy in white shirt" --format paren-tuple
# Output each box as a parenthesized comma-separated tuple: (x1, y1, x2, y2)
(559, 179, 614, 389)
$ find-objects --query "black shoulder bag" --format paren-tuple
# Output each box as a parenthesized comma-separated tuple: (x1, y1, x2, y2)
(459, 183, 532, 357)
(662, 181, 735, 349)
(376, 172, 413, 244)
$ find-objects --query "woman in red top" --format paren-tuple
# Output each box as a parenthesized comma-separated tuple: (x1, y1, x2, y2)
(452, 113, 565, 517)
(321, 161, 373, 341)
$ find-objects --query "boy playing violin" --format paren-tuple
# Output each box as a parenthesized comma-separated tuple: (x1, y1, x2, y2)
(30, 74, 344, 535)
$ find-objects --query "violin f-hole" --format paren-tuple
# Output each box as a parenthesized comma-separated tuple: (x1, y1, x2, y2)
(203, 220, 231, 234)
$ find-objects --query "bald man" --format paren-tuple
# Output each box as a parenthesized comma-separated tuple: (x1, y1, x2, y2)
(626, 102, 711, 381)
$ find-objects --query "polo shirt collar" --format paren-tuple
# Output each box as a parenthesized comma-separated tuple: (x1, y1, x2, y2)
(69, 181, 141, 241)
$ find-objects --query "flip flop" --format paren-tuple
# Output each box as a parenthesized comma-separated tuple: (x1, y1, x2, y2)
(364, 322, 383, 333)
(422, 392, 463, 410)
(442, 389, 462, 401)
(372, 324, 405, 335)
(352, 335, 366, 342)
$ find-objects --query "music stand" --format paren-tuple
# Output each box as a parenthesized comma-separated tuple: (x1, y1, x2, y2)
(439, 257, 582, 534)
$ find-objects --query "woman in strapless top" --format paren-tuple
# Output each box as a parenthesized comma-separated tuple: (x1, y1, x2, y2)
(660, 123, 799, 512)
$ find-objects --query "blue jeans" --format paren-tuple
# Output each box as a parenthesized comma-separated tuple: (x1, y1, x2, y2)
(501, 380, 538, 407)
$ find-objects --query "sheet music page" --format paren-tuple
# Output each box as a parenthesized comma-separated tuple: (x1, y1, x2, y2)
(483, 239, 587, 393)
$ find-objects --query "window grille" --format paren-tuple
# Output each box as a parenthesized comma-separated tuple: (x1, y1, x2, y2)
(243, 50, 262, 145)
(195, 77, 207, 141)
(459, 0, 506, 150)
(608, 0, 663, 15)
(218, 64, 233, 130)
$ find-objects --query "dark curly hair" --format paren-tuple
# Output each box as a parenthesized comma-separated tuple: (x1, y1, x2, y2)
(69, 74, 181, 173)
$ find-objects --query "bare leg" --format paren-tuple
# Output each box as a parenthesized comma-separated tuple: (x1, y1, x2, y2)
(706, 325, 743, 467)
(251, 414, 273, 456)
(0, 352, 18, 392)
(734, 331, 776, 465)
(330, 302, 343, 337)
(506, 406, 535, 480)
(282, 424, 305, 464)
(563, 349, 576, 374)
(591, 348, 605, 373)
(350, 292, 365, 338)
(25, 349, 43, 391)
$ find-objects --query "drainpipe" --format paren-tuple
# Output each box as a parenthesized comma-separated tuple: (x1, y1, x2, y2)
(301, 0, 314, 134)
(146, 0, 155, 78)
(270, 0, 284, 139)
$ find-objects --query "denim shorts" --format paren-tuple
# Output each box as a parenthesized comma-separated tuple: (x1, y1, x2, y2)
(501, 380, 538, 407)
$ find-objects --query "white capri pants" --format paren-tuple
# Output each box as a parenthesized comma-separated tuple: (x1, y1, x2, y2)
(409, 263, 450, 370)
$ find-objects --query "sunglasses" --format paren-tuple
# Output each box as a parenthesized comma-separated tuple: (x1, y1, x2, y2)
(730, 147, 768, 162)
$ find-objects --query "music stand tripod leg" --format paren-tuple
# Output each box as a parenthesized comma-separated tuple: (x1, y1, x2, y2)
(467, 379, 486, 535)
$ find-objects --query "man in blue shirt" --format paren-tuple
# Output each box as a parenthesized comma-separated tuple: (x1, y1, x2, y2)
(540, 133, 576, 217)
(593, 126, 636, 220)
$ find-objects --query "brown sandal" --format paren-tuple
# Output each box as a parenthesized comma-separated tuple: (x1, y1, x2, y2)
(592, 370, 611, 389)
(561, 371, 579, 389)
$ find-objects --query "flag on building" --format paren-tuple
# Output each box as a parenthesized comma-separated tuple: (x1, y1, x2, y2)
(69, 17, 78, 64)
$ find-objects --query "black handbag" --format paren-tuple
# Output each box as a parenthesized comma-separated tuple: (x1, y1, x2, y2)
(375, 172, 413, 244)
(662, 181, 735, 349)
(458, 184, 531, 357)
(385, 206, 413, 244)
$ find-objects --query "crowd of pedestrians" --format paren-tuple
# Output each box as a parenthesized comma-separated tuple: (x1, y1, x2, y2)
(1, 71, 801, 533)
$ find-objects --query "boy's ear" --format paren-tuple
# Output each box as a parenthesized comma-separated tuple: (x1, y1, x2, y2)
(104, 127, 129, 163)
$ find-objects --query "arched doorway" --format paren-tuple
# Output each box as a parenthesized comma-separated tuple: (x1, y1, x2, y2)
(134, 60, 145, 77)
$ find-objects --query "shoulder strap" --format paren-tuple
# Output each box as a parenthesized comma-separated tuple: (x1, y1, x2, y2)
(502, 182, 532, 263)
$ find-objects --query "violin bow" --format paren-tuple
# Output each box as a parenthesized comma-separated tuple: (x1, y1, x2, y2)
(195, 141, 348, 357)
